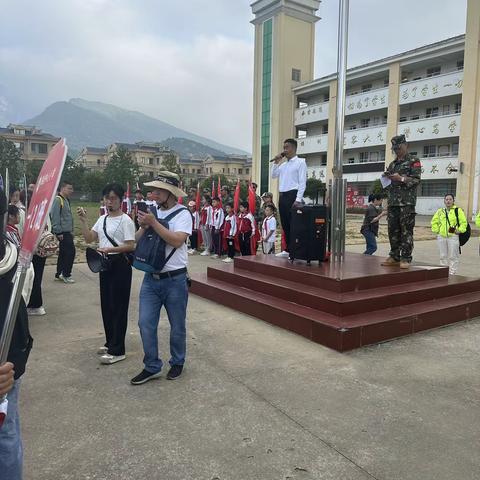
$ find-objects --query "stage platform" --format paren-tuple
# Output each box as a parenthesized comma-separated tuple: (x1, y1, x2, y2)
(190, 253, 480, 351)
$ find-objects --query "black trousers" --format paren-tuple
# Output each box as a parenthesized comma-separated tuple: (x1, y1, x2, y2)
(212, 229, 222, 255)
(239, 232, 251, 256)
(226, 238, 235, 258)
(190, 230, 198, 250)
(99, 255, 132, 356)
(56, 232, 75, 277)
(28, 254, 47, 308)
(279, 190, 297, 252)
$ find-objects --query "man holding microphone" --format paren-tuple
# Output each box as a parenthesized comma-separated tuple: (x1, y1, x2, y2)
(271, 138, 307, 257)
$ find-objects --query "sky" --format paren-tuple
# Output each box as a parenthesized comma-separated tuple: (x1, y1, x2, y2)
(0, 0, 468, 152)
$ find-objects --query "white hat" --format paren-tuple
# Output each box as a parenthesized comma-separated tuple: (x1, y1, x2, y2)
(143, 171, 186, 198)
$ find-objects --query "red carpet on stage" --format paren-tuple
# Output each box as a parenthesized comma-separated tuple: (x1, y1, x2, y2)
(191, 253, 480, 351)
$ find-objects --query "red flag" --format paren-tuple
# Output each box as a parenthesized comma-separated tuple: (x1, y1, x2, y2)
(178, 181, 184, 204)
(195, 182, 201, 212)
(233, 179, 240, 213)
(248, 182, 256, 216)
(217, 176, 222, 208)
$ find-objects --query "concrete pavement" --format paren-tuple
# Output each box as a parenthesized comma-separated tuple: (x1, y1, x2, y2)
(20, 238, 480, 479)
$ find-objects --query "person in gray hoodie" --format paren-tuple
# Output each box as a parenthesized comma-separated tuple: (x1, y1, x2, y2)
(50, 180, 76, 283)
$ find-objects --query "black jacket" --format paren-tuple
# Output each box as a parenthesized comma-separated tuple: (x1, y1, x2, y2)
(0, 262, 33, 379)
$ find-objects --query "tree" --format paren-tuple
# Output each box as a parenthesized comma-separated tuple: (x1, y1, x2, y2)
(304, 177, 325, 202)
(161, 153, 181, 177)
(61, 155, 86, 190)
(370, 179, 384, 196)
(199, 174, 234, 197)
(103, 146, 140, 188)
(83, 170, 107, 201)
(0, 137, 23, 185)
(25, 160, 44, 184)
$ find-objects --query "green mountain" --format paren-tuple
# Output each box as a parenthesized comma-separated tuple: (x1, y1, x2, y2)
(24, 98, 249, 156)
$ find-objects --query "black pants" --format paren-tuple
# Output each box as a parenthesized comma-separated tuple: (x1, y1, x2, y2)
(56, 232, 75, 278)
(28, 255, 47, 308)
(279, 190, 297, 252)
(226, 238, 235, 258)
(212, 228, 222, 255)
(190, 230, 198, 250)
(239, 232, 251, 256)
(99, 255, 132, 356)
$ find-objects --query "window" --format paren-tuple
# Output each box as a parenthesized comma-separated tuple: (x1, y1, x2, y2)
(442, 105, 450, 116)
(348, 157, 355, 164)
(457, 59, 464, 70)
(13, 142, 24, 153)
(360, 118, 370, 128)
(324, 93, 330, 102)
(413, 76, 422, 81)
(423, 145, 436, 158)
(31, 143, 48, 154)
(149, 158, 153, 165)
(349, 125, 357, 130)
(97, 159, 101, 165)
(426, 107, 439, 118)
(238, 169, 243, 175)
(322, 125, 328, 134)
(182, 168, 186, 174)
(222, 168, 225, 173)
(420, 180, 456, 197)
(372, 116, 380, 126)
(361, 83, 372, 93)
(320, 154, 327, 166)
(452, 143, 459, 157)
(359, 152, 368, 163)
(197, 169, 201, 174)
(246, 168, 250, 175)
(156, 159, 160, 165)
(14, 128, 25, 135)
(438, 145, 450, 157)
(370, 152, 379, 162)
(454, 103, 462, 114)
(384, 78, 389, 87)
(426, 66, 441, 77)
(292, 69, 301, 82)
(227, 168, 230, 174)
(383, 115, 388, 124)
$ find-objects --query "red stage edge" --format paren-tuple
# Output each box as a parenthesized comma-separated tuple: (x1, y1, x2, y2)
(190, 253, 480, 352)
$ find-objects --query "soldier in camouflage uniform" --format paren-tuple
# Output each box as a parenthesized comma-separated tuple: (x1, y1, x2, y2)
(381, 134, 421, 269)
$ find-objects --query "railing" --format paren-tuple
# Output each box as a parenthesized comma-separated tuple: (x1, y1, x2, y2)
(400, 111, 461, 122)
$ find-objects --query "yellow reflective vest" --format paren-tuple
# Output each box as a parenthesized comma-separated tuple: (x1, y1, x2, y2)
(431, 205, 468, 238)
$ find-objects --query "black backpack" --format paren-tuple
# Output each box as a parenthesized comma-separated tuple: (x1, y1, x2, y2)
(133, 206, 189, 273)
(454, 208, 471, 246)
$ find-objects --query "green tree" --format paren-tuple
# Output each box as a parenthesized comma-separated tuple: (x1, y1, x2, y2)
(161, 153, 181, 176)
(103, 146, 140, 188)
(370, 179, 384, 196)
(304, 177, 325, 202)
(61, 155, 86, 190)
(83, 170, 106, 201)
(0, 137, 23, 185)
(25, 160, 44, 184)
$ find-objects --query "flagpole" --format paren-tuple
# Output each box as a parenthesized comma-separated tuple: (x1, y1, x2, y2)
(331, 0, 349, 264)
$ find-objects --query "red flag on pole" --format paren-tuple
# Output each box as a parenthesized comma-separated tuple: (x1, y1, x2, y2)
(217, 176, 222, 208)
(248, 182, 256, 216)
(233, 179, 240, 213)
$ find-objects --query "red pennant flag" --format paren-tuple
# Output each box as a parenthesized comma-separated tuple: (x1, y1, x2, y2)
(248, 182, 256, 216)
(195, 182, 201, 212)
(233, 179, 240, 213)
(217, 175, 222, 208)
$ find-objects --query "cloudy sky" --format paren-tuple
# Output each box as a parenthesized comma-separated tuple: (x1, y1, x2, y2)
(0, 0, 467, 152)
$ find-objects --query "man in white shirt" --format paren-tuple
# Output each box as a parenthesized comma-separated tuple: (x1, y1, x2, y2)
(271, 138, 307, 257)
(131, 172, 192, 385)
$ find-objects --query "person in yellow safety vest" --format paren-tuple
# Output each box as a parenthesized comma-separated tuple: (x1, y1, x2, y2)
(431, 193, 468, 275)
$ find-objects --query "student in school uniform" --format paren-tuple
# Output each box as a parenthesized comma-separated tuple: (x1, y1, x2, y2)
(222, 203, 237, 263)
(211, 196, 225, 259)
(200, 195, 213, 256)
(261, 203, 277, 254)
(187, 200, 200, 255)
(237, 201, 255, 256)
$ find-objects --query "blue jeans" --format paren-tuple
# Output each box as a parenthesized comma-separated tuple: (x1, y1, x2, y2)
(0, 379, 22, 480)
(362, 229, 377, 255)
(138, 273, 188, 373)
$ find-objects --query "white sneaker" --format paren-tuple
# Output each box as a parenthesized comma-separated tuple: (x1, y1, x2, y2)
(97, 346, 108, 355)
(187, 249, 195, 255)
(54, 274, 63, 281)
(200, 250, 210, 256)
(211, 254, 219, 259)
(223, 257, 233, 263)
(62, 276, 75, 284)
(275, 251, 290, 258)
(27, 307, 46, 316)
(100, 354, 126, 365)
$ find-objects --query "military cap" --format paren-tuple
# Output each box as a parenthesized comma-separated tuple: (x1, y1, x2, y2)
(391, 134, 407, 147)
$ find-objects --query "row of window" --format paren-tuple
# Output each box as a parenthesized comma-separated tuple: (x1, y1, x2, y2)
(13, 142, 48, 154)
(399, 104, 462, 122)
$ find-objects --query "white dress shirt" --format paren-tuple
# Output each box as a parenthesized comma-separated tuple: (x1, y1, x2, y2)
(271, 155, 307, 202)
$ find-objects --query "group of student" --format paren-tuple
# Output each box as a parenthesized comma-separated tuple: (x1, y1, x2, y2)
(187, 194, 278, 262)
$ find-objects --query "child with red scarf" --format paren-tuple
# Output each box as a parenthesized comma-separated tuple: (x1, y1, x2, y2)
(237, 201, 256, 256)
(187, 200, 200, 254)
(200, 195, 213, 256)
(222, 203, 237, 263)
(211, 197, 225, 259)
(261, 203, 277, 254)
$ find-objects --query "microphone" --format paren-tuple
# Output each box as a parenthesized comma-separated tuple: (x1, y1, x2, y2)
(270, 151, 287, 163)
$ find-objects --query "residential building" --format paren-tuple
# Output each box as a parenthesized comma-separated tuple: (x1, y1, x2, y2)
(250, 0, 480, 216)
(0, 124, 60, 163)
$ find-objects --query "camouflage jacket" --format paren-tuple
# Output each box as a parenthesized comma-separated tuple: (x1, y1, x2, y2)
(385, 154, 421, 207)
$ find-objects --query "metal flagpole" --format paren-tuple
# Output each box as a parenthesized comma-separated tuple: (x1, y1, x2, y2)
(330, 0, 350, 264)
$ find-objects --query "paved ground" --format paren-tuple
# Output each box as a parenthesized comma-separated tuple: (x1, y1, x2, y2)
(21, 237, 480, 480)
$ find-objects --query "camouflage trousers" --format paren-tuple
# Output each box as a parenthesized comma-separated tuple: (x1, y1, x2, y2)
(387, 205, 416, 262)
